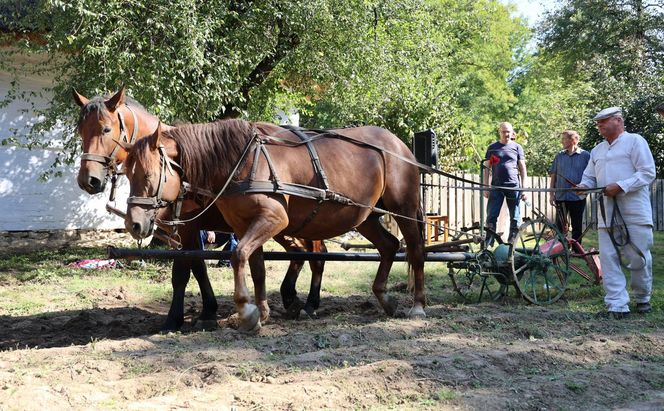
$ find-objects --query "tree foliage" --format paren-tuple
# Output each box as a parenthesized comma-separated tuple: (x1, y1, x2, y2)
(531, 0, 664, 175)
(0, 0, 530, 175)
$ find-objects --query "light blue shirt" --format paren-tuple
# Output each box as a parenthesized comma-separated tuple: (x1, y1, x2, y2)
(549, 147, 590, 201)
(580, 131, 656, 227)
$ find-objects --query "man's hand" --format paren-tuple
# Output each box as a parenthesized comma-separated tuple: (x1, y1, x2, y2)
(575, 184, 589, 199)
(483, 191, 489, 199)
(603, 183, 624, 197)
(206, 231, 216, 244)
(548, 192, 556, 206)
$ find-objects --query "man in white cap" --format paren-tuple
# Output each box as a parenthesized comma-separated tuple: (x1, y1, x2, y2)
(577, 107, 656, 319)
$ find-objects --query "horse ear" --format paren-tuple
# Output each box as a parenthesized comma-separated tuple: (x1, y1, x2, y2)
(149, 122, 163, 151)
(72, 88, 89, 107)
(113, 139, 133, 151)
(104, 86, 126, 112)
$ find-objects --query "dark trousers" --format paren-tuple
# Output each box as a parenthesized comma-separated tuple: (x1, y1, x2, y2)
(555, 200, 586, 242)
(486, 188, 521, 234)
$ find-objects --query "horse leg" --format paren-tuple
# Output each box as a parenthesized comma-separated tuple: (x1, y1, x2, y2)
(247, 246, 270, 324)
(231, 214, 288, 333)
(190, 257, 219, 330)
(355, 217, 401, 317)
(163, 258, 190, 332)
(180, 223, 218, 330)
(274, 236, 326, 320)
(303, 240, 326, 318)
(281, 259, 307, 319)
(395, 213, 426, 318)
(274, 235, 306, 318)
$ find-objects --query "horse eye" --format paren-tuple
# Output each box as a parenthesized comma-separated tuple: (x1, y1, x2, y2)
(102, 126, 112, 134)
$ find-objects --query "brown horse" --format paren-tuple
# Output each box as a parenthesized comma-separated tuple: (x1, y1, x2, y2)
(123, 120, 426, 332)
(73, 87, 326, 331)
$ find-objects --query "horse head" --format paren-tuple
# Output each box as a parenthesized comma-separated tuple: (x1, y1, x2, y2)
(73, 86, 160, 195)
(124, 123, 183, 239)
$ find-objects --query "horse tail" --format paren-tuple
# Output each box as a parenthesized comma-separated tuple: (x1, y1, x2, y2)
(407, 205, 425, 292)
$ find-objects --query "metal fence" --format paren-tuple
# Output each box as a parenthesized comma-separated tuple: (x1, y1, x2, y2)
(420, 173, 664, 234)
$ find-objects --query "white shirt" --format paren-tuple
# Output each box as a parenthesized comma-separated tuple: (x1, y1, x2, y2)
(580, 131, 656, 227)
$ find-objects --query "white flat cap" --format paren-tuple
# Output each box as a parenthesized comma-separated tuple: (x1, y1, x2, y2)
(593, 107, 622, 121)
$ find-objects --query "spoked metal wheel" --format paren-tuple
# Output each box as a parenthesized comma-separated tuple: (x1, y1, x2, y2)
(510, 217, 571, 304)
(448, 226, 509, 303)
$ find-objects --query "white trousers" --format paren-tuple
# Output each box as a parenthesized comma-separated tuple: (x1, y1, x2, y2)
(598, 225, 653, 312)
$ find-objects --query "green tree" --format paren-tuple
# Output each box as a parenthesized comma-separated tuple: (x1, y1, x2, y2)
(1, 0, 530, 175)
(510, 55, 594, 175)
(536, 0, 664, 174)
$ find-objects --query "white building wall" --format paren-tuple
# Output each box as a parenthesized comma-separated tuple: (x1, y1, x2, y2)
(0, 68, 128, 231)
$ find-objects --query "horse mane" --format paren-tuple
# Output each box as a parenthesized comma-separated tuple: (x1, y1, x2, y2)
(129, 119, 255, 192)
(77, 94, 150, 127)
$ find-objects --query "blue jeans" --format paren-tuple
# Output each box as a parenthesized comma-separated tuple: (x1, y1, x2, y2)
(199, 231, 238, 268)
(199, 230, 238, 251)
(486, 187, 521, 235)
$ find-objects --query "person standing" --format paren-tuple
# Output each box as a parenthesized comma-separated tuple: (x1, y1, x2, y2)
(548, 130, 591, 242)
(578, 107, 656, 319)
(483, 122, 528, 243)
(199, 230, 238, 267)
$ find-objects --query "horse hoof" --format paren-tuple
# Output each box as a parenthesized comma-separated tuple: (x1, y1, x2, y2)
(193, 318, 219, 331)
(160, 318, 183, 334)
(258, 301, 271, 324)
(285, 298, 305, 320)
(382, 295, 399, 317)
(407, 306, 426, 319)
(298, 308, 317, 320)
(238, 304, 262, 333)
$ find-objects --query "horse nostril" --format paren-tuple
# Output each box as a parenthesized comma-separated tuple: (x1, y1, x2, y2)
(89, 176, 103, 192)
(132, 223, 142, 236)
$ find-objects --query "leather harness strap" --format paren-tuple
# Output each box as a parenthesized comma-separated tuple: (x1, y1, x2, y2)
(281, 125, 330, 190)
(598, 195, 646, 270)
(222, 128, 357, 207)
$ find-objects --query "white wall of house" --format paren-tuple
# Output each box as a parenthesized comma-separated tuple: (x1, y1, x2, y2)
(0, 67, 128, 231)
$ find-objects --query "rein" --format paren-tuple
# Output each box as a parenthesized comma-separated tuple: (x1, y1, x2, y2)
(258, 130, 605, 195)
(138, 125, 605, 235)
(598, 196, 646, 270)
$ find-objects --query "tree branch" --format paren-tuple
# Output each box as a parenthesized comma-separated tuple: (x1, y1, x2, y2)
(219, 16, 300, 118)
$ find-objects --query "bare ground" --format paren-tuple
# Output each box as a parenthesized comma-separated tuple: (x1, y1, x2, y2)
(1, 286, 663, 410)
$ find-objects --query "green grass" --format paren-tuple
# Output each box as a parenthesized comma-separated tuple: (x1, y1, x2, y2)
(1, 231, 663, 319)
(0, 247, 173, 316)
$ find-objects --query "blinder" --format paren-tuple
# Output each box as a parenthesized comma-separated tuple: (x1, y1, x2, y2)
(126, 144, 186, 225)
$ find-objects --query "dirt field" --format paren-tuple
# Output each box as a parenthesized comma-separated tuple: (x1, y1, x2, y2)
(1, 270, 663, 411)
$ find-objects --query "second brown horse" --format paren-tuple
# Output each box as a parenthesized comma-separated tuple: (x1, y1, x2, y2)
(123, 120, 426, 332)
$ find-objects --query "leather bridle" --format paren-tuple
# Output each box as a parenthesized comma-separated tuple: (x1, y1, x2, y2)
(80, 104, 139, 200)
(126, 144, 187, 227)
